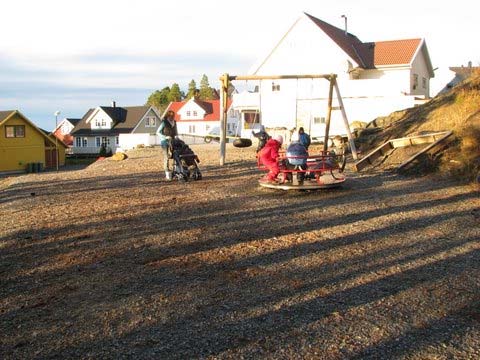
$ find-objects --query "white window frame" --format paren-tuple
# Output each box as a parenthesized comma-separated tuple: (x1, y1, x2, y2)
(96, 137, 101, 147)
(413, 73, 419, 90)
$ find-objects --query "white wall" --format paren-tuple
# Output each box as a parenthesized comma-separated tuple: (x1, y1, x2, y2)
(178, 101, 205, 120)
(88, 109, 113, 130)
(119, 133, 156, 150)
(411, 49, 431, 97)
(252, 16, 359, 75)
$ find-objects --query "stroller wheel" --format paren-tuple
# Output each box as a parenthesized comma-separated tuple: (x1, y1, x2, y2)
(192, 169, 202, 181)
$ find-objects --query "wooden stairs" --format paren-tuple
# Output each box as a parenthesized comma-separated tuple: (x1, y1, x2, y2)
(354, 131, 454, 172)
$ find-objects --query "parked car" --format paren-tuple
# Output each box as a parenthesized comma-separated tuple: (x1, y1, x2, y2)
(204, 127, 235, 143)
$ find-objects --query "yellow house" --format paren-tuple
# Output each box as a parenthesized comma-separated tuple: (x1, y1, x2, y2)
(0, 110, 66, 172)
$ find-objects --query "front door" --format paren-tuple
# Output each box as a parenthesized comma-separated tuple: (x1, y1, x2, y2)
(45, 148, 57, 168)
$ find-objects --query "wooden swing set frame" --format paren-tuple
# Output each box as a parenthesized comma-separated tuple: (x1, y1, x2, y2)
(219, 73, 358, 165)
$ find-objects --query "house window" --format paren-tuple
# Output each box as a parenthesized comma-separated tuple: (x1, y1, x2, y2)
(115, 136, 119, 145)
(314, 117, 326, 124)
(101, 119, 107, 127)
(95, 119, 101, 127)
(145, 117, 156, 127)
(5, 125, 25, 138)
(243, 111, 261, 129)
(413, 74, 419, 90)
(96, 137, 101, 147)
(188, 125, 196, 134)
(205, 125, 210, 132)
(193, 111, 197, 117)
(272, 82, 280, 91)
(186, 111, 191, 116)
(61, 124, 70, 134)
(76, 137, 88, 147)
(422, 77, 427, 89)
(101, 137, 110, 145)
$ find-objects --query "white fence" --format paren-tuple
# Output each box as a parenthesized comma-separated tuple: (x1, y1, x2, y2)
(119, 134, 158, 150)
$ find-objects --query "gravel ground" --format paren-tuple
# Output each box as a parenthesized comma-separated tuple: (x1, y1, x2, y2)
(1, 144, 479, 359)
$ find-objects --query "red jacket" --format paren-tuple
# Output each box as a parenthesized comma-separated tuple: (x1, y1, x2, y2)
(258, 138, 281, 165)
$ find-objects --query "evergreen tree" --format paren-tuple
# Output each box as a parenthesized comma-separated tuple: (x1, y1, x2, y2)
(186, 79, 197, 99)
(199, 74, 215, 100)
(169, 83, 183, 102)
(146, 86, 171, 113)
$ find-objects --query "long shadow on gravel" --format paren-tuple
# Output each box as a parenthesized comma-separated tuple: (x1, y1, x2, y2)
(350, 300, 480, 359)
(24, 247, 478, 359)
(2, 180, 476, 277)
(1, 171, 479, 359)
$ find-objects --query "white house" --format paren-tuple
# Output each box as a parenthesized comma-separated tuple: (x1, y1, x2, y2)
(162, 97, 240, 140)
(71, 103, 161, 154)
(53, 118, 81, 147)
(232, 12, 435, 140)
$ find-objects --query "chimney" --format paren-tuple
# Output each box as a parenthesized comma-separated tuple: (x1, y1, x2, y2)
(341, 15, 347, 35)
(468, 61, 472, 68)
(112, 101, 116, 108)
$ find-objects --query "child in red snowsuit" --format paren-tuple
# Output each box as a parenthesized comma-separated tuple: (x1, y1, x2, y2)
(258, 135, 283, 182)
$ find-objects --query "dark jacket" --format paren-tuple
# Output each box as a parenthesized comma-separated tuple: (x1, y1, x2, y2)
(299, 132, 311, 149)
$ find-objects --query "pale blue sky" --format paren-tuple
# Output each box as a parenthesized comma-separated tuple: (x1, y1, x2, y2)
(1, 0, 478, 130)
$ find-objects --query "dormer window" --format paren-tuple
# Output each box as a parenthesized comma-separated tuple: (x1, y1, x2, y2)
(186, 111, 191, 116)
(101, 119, 106, 127)
(145, 117, 156, 127)
(95, 119, 101, 127)
(193, 111, 197, 117)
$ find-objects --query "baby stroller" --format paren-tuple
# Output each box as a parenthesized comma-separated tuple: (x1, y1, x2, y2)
(169, 138, 202, 181)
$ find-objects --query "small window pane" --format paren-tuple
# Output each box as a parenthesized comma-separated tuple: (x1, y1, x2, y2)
(16, 126, 25, 137)
(5, 126, 15, 138)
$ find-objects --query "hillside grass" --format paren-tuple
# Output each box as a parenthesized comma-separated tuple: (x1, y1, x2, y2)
(358, 70, 480, 181)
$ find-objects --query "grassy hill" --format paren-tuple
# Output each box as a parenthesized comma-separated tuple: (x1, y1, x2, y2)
(355, 70, 480, 181)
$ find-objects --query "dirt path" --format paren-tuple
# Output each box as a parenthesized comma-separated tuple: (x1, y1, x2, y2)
(1, 145, 479, 359)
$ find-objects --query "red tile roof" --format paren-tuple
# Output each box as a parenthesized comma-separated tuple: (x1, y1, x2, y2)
(373, 39, 422, 66)
(305, 13, 425, 69)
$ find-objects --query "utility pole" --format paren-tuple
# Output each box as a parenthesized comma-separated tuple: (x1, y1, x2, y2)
(54, 110, 61, 171)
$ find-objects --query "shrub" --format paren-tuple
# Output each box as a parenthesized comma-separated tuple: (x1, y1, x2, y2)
(99, 144, 107, 157)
